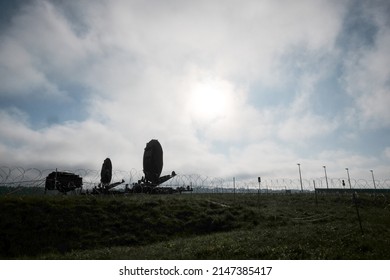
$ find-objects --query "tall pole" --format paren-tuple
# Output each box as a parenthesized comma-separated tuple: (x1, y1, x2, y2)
(370, 170, 377, 190)
(346, 168, 352, 189)
(297, 163, 303, 192)
(323, 165, 329, 189)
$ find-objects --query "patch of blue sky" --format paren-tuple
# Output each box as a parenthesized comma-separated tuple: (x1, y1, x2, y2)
(345, 127, 390, 157)
(335, 0, 379, 51)
(309, 65, 352, 118)
(0, 0, 26, 32)
(0, 86, 89, 129)
(304, 118, 390, 162)
(50, 0, 91, 38)
(249, 50, 346, 115)
(210, 140, 233, 155)
(247, 82, 295, 110)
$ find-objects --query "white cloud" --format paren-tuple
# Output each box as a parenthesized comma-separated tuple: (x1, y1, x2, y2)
(384, 147, 390, 159)
(0, 38, 60, 96)
(0, 0, 100, 98)
(342, 5, 390, 128)
(227, 141, 298, 178)
(0, 108, 137, 170)
(0, 108, 34, 145)
(278, 113, 338, 143)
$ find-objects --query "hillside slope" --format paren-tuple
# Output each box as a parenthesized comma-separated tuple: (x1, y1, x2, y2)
(0, 193, 389, 259)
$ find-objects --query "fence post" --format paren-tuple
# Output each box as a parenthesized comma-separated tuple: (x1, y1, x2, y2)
(258, 177, 261, 207)
(233, 177, 235, 202)
(297, 163, 303, 193)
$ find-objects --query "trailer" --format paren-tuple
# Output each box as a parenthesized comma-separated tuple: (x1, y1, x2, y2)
(45, 171, 82, 194)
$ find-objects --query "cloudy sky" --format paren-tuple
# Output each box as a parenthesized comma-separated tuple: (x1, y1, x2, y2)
(1, 0, 389, 183)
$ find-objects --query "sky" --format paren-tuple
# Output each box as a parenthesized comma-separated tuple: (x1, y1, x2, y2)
(1, 0, 390, 184)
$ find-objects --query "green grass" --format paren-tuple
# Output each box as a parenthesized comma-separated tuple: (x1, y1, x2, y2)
(0, 191, 389, 259)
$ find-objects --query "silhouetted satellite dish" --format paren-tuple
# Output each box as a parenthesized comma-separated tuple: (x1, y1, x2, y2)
(100, 158, 112, 185)
(143, 139, 163, 184)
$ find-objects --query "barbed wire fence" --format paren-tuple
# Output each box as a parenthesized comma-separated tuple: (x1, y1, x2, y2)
(1, 166, 390, 194)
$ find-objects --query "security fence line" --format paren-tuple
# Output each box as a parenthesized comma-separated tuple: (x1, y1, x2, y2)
(1, 166, 390, 192)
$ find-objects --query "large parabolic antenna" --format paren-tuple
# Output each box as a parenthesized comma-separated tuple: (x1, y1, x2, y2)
(130, 139, 183, 193)
(143, 139, 164, 184)
(100, 158, 112, 185)
(91, 157, 124, 194)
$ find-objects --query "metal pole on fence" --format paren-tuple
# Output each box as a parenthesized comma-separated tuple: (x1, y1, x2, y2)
(258, 177, 261, 206)
(323, 165, 329, 189)
(346, 168, 352, 189)
(370, 170, 377, 190)
(233, 177, 235, 201)
(297, 163, 303, 192)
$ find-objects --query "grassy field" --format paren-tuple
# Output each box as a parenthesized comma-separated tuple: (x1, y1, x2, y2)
(0, 189, 389, 259)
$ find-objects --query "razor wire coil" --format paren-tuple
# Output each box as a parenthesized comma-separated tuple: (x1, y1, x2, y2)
(1, 166, 390, 192)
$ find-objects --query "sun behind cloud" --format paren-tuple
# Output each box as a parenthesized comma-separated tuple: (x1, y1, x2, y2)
(187, 76, 233, 123)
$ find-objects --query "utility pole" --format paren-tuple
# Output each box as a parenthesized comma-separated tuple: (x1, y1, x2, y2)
(297, 163, 303, 192)
(323, 165, 329, 189)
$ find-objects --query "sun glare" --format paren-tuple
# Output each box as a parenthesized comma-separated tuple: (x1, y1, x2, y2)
(188, 79, 232, 122)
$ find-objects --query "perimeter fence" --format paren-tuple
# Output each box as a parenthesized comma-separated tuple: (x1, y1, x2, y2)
(1, 166, 390, 193)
